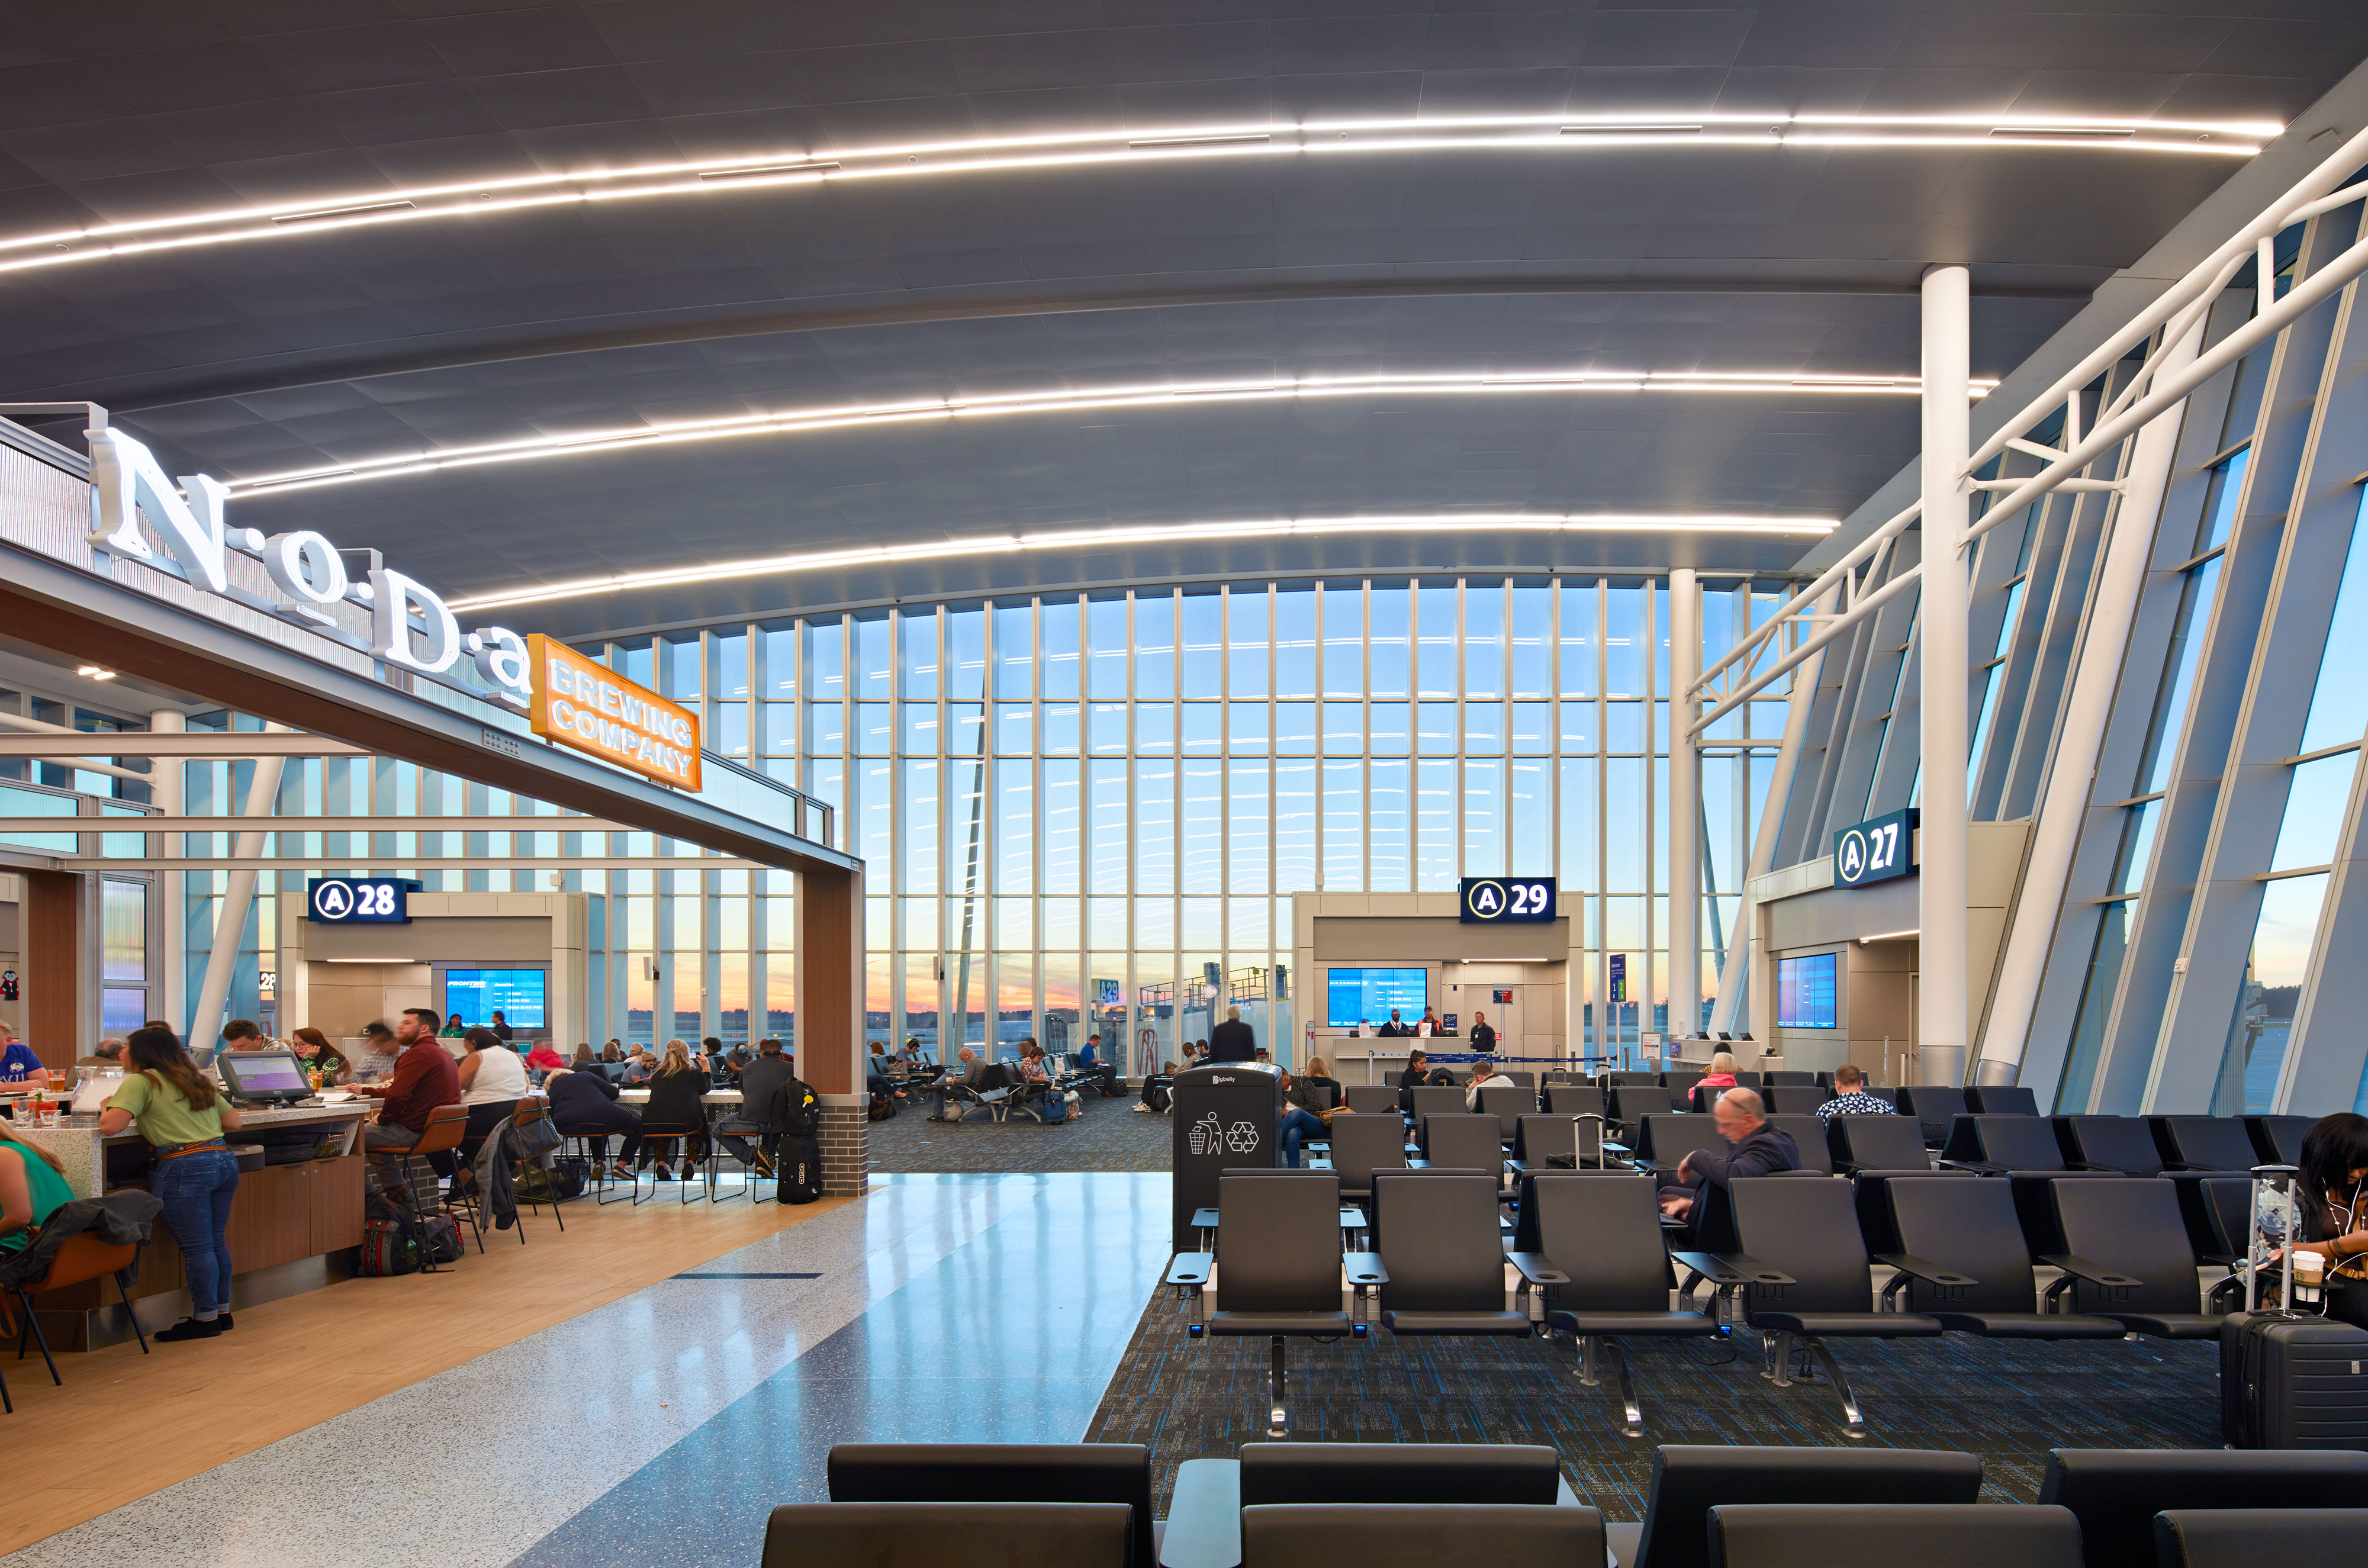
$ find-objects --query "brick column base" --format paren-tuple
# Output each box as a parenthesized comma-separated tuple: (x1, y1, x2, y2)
(816, 1096, 869, 1197)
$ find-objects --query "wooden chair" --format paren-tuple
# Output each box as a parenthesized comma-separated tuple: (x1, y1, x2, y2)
(507, 1098, 564, 1235)
(379, 1103, 473, 1266)
(5, 1231, 150, 1395)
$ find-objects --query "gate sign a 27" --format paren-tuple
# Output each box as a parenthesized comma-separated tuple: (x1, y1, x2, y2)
(1834, 809, 1917, 889)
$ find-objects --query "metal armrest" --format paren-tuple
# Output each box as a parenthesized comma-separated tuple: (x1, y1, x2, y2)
(1166, 1251, 1214, 1288)
(1872, 1253, 1978, 1288)
(1341, 1251, 1388, 1287)
(2036, 1253, 2144, 1289)
(1672, 1250, 1794, 1287)
(1936, 1158, 2003, 1174)
(1509, 1251, 1571, 1287)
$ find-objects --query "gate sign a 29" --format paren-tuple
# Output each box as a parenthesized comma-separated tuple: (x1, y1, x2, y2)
(1459, 876, 1557, 923)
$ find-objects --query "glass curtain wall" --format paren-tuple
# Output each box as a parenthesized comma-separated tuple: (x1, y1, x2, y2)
(581, 578, 1788, 1075)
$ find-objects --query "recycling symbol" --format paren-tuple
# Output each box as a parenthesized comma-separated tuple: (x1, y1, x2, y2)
(1225, 1121, 1259, 1153)
(1189, 1113, 1222, 1155)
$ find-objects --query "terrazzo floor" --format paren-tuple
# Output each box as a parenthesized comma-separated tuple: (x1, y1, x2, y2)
(5, 1174, 1174, 1568)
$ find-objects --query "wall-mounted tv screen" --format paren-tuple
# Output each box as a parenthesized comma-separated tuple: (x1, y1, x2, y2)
(1776, 953, 1838, 1030)
(1327, 967, 1428, 1027)
(443, 968, 548, 1031)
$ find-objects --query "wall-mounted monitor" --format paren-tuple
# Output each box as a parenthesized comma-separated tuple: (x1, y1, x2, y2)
(440, 967, 548, 1032)
(1776, 952, 1838, 1030)
(1326, 967, 1428, 1027)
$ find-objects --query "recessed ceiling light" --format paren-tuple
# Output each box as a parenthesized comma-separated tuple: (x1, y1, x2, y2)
(227, 368, 1996, 498)
(446, 511, 1840, 614)
(0, 112, 2277, 277)
(75, 665, 118, 680)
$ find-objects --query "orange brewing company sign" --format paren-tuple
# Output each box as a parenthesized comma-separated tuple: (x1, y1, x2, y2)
(527, 635, 702, 790)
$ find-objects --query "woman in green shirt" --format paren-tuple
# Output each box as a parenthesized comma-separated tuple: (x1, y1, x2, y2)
(0, 1119, 75, 1255)
(101, 1028, 244, 1342)
(441, 1013, 466, 1038)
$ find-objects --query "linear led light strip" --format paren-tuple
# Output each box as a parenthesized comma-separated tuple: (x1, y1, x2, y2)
(448, 513, 1839, 613)
(0, 111, 2276, 276)
(229, 369, 1997, 497)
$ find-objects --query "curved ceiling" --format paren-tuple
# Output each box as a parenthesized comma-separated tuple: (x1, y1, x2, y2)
(2, 1, 2362, 638)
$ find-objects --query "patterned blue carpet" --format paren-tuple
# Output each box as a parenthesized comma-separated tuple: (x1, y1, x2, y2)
(1085, 1299, 2221, 1516)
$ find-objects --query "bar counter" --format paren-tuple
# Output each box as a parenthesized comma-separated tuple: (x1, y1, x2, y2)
(16, 1102, 373, 1349)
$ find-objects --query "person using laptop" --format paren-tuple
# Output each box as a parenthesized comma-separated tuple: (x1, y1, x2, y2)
(346, 1008, 463, 1173)
(220, 1018, 271, 1054)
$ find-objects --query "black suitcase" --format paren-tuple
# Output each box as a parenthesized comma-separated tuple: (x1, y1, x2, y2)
(2222, 1311, 2368, 1448)
(2220, 1163, 2368, 1449)
(777, 1132, 824, 1205)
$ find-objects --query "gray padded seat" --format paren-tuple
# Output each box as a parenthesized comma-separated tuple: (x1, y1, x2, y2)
(1765, 1086, 1833, 1115)
(1509, 1113, 1594, 1171)
(1416, 1113, 1510, 1179)
(1325, 1113, 1410, 1200)
(1827, 1114, 1971, 1255)
(1707, 1504, 2079, 1568)
(1525, 1173, 1716, 1434)
(1240, 1502, 1601, 1568)
(1610, 1084, 1676, 1128)
(1342, 1084, 1398, 1116)
(1478, 1083, 1534, 1142)
(2150, 1115, 2259, 1172)
(1239, 1441, 1563, 1505)
(1407, 1086, 1465, 1126)
(2155, 1511, 2368, 1568)
(2047, 1180, 2234, 1338)
(1632, 1112, 1725, 1177)
(1765, 1071, 1817, 1087)
(1882, 1177, 2125, 1338)
(1762, 1114, 1834, 1174)
(761, 1502, 1131, 1568)
(2247, 1114, 2312, 1165)
(1208, 1174, 1351, 1336)
(2037, 1450, 2368, 1568)
(1612, 1445, 1982, 1568)
(1545, 1084, 1607, 1118)
(1894, 1084, 1967, 1145)
(1370, 1171, 1530, 1335)
(826, 1445, 1154, 1568)
(1964, 1084, 2039, 1116)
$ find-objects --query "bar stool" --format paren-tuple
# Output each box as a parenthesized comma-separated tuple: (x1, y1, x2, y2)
(6, 1232, 150, 1397)
(561, 1129, 633, 1205)
(635, 1125, 708, 1205)
(378, 1103, 472, 1269)
(509, 1100, 565, 1234)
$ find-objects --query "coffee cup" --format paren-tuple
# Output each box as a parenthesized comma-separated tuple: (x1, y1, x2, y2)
(2293, 1250, 2326, 1301)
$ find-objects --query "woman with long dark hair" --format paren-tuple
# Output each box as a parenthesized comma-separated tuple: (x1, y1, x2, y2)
(638, 1039, 710, 1182)
(2296, 1112, 2368, 1328)
(99, 1026, 244, 1341)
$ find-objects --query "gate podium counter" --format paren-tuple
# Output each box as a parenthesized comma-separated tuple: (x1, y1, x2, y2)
(1170, 1062, 1284, 1250)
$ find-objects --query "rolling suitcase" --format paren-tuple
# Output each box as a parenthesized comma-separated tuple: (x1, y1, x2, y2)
(777, 1133, 824, 1205)
(2221, 1164, 2368, 1449)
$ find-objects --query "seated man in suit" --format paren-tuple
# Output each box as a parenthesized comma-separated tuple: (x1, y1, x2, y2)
(1658, 1088, 1799, 1222)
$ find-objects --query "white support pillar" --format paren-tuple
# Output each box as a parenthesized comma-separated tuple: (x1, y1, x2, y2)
(1668, 568, 1701, 1040)
(1919, 264, 1972, 1087)
(1975, 323, 2203, 1085)
(149, 709, 186, 1036)
(1708, 588, 1838, 1037)
(188, 723, 290, 1051)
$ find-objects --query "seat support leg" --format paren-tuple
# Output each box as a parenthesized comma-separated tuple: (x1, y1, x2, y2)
(1806, 1339, 1867, 1439)
(1577, 1334, 1601, 1387)
(1267, 1336, 1289, 1440)
(18, 1290, 60, 1386)
(1764, 1328, 1792, 1386)
(1604, 1338, 1644, 1438)
(118, 1273, 149, 1354)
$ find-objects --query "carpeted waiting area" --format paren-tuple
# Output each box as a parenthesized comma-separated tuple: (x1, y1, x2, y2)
(1083, 1296, 2221, 1517)
(864, 1088, 1173, 1173)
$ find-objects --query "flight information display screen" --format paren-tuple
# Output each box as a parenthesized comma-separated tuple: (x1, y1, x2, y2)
(443, 969, 548, 1030)
(1777, 953, 1838, 1029)
(1326, 967, 1428, 1027)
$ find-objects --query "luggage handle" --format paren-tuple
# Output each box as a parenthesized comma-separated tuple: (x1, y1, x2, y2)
(2248, 1164, 2301, 1314)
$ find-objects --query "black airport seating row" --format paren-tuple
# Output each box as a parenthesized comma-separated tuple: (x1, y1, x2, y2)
(761, 1440, 2368, 1568)
(1168, 1161, 2251, 1438)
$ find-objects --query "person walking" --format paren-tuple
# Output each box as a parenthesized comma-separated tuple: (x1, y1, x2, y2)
(1206, 1006, 1257, 1063)
(100, 1026, 244, 1341)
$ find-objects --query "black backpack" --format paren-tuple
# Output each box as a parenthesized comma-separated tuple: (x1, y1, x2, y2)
(773, 1074, 820, 1138)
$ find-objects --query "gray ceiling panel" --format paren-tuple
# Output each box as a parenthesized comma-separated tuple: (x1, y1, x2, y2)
(0, 0, 2357, 640)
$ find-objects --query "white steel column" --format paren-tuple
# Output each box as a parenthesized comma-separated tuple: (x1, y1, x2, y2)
(1976, 322, 2203, 1084)
(1668, 569, 1701, 1039)
(150, 709, 186, 1036)
(188, 722, 291, 1050)
(1920, 264, 1972, 1087)
(1707, 587, 1837, 1037)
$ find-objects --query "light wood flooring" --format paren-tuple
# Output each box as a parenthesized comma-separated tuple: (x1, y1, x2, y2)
(0, 1185, 854, 1556)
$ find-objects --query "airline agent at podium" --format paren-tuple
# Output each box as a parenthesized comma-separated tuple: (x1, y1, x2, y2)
(1468, 1012, 1498, 1055)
